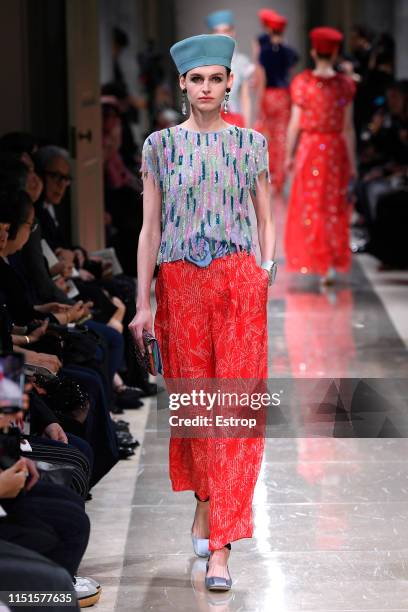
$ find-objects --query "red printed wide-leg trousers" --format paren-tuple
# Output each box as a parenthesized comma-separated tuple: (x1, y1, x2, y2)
(154, 253, 268, 550)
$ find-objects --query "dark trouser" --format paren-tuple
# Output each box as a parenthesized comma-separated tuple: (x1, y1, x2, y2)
(0, 481, 90, 579)
(87, 320, 124, 387)
(0, 540, 79, 611)
(62, 366, 119, 485)
(24, 434, 93, 498)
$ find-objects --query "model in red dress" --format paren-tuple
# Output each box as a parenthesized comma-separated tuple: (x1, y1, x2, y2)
(284, 28, 357, 283)
(254, 9, 299, 194)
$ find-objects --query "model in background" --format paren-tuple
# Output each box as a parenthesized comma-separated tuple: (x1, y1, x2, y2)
(206, 10, 254, 128)
(254, 8, 299, 194)
(284, 27, 357, 285)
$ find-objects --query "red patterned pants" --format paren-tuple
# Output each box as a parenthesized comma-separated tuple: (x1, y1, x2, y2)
(255, 87, 291, 193)
(154, 253, 268, 550)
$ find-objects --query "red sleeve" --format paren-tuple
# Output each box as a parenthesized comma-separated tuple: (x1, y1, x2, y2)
(290, 72, 306, 107)
(342, 75, 356, 103)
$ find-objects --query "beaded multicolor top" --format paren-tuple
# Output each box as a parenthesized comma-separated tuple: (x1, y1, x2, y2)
(141, 125, 269, 264)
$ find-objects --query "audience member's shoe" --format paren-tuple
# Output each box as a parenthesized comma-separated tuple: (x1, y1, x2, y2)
(114, 385, 143, 408)
(114, 419, 130, 428)
(114, 399, 143, 411)
(112, 420, 130, 432)
(137, 382, 165, 397)
(116, 431, 140, 448)
(75, 576, 101, 592)
(118, 446, 135, 459)
(73, 576, 101, 607)
(111, 404, 124, 415)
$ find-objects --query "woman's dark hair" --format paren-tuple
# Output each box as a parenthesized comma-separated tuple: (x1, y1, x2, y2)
(182, 67, 231, 78)
(101, 81, 128, 100)
(316, 52, 336, 60)
(0, 189, 33, 240)
(0, 190, 15, 226)
(352, 24, 374, 43)
(0, 132, 38, 156)
(0, 154, 29, 192)
(113, 26, 129, 49)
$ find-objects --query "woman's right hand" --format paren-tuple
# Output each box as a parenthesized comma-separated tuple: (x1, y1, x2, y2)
(25, 350, 62, 374)
(0, 458, 28, 498)
(128, 307, 153, 354)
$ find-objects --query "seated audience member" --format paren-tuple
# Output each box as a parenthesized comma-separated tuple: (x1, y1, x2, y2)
(0, 400, 100, 607)
(354, 80, 408, 267)
(0, 135, 153, 399)
(33, 143, 155, 395)
(102, 99, 144, 278)
(0, 189, 121, 480)
(0, 540, 80, 611)
(101, 81, 140, 171)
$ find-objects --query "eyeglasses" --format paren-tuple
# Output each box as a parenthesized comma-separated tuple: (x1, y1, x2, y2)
(24, 222, 38, 234)
(45, 171, 73, 186)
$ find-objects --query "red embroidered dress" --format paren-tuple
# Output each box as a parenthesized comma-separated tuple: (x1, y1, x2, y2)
(285, 70, 355, 274)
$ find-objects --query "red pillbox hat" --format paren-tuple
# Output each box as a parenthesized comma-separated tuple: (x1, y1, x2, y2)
(258, 9, 287, 33)
(310, 27, 343, 54)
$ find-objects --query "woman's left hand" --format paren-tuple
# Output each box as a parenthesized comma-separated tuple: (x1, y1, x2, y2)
(28, 320, 49, 343)
(35, 302, 71, 314)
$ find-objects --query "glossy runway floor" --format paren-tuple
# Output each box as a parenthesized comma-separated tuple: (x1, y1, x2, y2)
(81, 220, 408, 610)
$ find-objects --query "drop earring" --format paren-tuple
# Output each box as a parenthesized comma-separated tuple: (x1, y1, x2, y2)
(181, 89, 188, 116)
(223, 88, 230, 114)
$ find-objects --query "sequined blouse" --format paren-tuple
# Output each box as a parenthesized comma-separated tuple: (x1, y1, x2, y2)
(141, 125, 269, 264)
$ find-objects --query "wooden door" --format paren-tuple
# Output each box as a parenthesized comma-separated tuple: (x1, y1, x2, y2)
(66, 0, 104, 250)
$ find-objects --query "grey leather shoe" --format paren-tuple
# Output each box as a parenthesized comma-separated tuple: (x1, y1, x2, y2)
(205, 544, 232, 591)
(192, 493, 210, 557)
(192, 534, 210, 557)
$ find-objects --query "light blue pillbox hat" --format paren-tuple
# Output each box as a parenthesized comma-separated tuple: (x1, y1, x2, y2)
(206, 9, 235, 29)
(170, 34, 235, 75)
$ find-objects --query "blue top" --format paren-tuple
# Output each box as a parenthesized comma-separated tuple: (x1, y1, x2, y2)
(258, 34, 298, 88)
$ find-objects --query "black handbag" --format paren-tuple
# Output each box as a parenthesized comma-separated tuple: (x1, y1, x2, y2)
(36, 460, 75, 488)
(0, 431, 21, 470)
(61, 328, 100, 365)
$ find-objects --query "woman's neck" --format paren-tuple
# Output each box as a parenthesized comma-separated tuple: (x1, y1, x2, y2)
(312, 60, 336, 77)
(270, 34, 282, 46)
(180, 108, 228, 133)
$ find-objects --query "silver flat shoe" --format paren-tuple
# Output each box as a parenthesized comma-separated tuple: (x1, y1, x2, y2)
(205, 544, 232, 591)
(205, 562, 232, 591)
(192, 493, 210, 557)
(192, 534, 210, 557)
